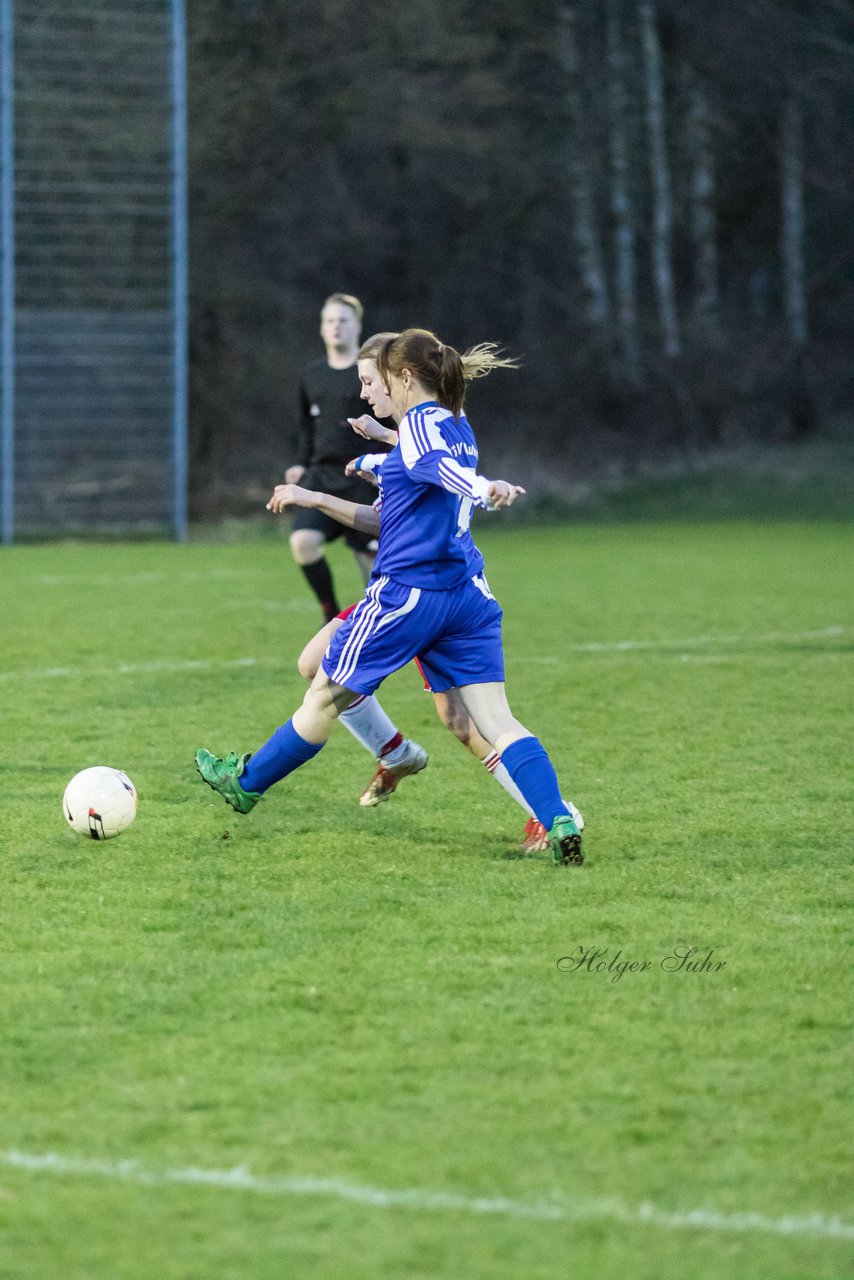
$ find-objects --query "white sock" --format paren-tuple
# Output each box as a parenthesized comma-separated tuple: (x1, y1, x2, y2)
(483, 750, 535, 818)
(339, 695, 402, 758)
(382, 739, 413, 767)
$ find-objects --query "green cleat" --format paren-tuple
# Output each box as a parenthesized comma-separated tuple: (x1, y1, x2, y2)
(194, 748, 262, 814)
(549, 813, 584, 866)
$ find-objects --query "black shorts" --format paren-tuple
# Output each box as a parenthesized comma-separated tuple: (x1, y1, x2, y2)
(290, 464, 379, 554)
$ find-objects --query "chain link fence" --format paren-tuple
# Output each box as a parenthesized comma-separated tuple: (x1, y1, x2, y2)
(0, 0, 186, 541)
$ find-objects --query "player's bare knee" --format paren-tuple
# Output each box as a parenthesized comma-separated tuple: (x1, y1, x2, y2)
(290, 529, 325, 565)
(304, 670, 356, 715)
(297, 648, 319, 681)
(298, 679, 338, 730)
(330, 683, 359, 713)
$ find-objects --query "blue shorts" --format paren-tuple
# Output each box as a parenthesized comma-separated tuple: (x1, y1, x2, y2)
(322, 573, 505, 696)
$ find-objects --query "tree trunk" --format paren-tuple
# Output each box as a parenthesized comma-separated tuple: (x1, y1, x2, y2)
(606, 0, 642, 386)
(780, 91, 809, 348)
(558, 4, 612, 337)
(639, 0, 680, 359)
(780, 90, 815, 437)
(684, 67, 719, 337)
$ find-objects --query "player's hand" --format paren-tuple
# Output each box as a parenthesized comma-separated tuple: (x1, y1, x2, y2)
(267, 484, 315, 513)
(486, 480, 526, 509)
(344, 458, 380, 486)
(348, 415, 398, 446)
(284, 465, 305, 484)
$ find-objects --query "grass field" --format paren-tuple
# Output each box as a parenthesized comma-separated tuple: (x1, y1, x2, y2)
(1, 520, 852, 1279)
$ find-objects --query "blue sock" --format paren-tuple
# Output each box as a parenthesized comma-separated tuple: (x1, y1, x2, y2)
(501, 736, 570, 831)
(240, 718, 324, 794)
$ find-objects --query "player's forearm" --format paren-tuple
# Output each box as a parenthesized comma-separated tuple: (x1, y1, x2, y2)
(312, 491, 381, 536)
(353, 504, 381, 536)
(349, 415, 399, 447)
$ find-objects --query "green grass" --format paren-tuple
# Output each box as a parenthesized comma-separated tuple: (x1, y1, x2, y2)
(1, 523, 852, 1280)
(492, 433, 854, 526)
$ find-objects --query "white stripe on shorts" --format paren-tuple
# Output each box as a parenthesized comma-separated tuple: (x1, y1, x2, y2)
(329, 577, 387, 687)
(374, 586, 421, 634)
(332, 581, 422, 688)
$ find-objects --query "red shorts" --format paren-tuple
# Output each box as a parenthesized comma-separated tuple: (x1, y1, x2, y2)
(337, 604, 432, 691)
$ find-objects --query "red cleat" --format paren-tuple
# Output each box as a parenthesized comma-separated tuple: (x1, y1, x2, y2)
(520, 816, 549, 852)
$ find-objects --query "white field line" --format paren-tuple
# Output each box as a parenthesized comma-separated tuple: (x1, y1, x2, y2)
(32, 569, 273, 586)
(565, 625, 848, 654)
(0, 627, 849, 685)
(0, 1150, 851, 1241)
(0, 656, 287, 684)
(525, 625, 849, 661)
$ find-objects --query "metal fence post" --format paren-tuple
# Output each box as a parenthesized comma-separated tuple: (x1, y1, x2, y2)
(0, 0, 14, 546)
(11, 1, 180, 538)
(171, 0, 188, 542)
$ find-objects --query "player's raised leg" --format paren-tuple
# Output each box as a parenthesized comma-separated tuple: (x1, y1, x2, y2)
(195, 669, 355, 813)
(196, 583, 431, 815)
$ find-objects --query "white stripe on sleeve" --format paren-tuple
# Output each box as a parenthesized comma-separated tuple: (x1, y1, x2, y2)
(354, 453, 388, 477)
(437, 457, 492, 505)
(399, 411, 447, 468)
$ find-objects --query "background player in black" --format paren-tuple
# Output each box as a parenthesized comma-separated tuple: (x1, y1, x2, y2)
(285, 293, 388, 621)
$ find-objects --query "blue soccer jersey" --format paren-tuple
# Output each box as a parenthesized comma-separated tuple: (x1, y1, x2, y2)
(354, 401, 493, 589)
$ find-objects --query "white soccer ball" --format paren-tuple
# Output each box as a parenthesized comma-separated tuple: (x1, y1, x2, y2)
(63, 766, 138, 840)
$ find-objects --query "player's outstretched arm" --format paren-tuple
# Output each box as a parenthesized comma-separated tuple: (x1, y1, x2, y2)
(405, 449, 525, 511)
(395, 418, 523, 511)
(348, 415, 399, 447)
(266, 484, 380, 536)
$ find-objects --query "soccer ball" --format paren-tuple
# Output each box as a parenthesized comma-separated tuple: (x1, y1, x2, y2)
(63, 766, 138, 840)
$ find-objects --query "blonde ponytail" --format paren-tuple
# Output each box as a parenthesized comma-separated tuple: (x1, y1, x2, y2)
(377, 329, 519, 418)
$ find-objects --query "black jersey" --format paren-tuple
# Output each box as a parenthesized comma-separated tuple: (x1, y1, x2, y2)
(294, 358, 369, 468)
